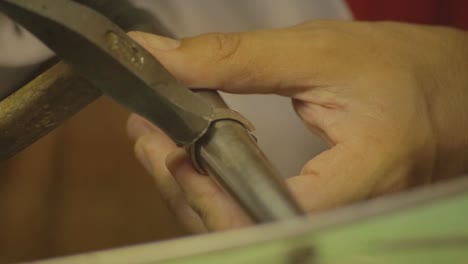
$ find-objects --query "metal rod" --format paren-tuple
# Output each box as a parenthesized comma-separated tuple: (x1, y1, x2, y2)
(196, 91, 303, 222)
(0, 0, 215, 147)
(0, 62, 100, 161)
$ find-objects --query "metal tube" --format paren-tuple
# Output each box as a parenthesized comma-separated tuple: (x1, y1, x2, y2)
(196, 91, 303, 222)
(0, 62, 100, 161)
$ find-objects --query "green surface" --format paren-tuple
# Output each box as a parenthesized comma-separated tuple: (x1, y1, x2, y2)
(35, 182, 468, 264)
(160, 194, 468, 264)
(317, 195, 468, 264)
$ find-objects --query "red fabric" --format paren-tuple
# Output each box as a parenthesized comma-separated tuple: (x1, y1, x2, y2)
(345, 0, 468, 30)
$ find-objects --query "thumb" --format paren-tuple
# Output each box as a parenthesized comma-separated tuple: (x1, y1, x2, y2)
(288, 138, 407, 212)
(128, 29, 338, 96)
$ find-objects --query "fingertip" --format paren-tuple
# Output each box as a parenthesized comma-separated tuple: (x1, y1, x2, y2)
(129, 31, 181, 51)
(127, 30, 141, 39)
(126, 114, 157, 141)
(166, 149, 197, 179)
(129, 119, 178, 175)
(128, 31, 148, 48)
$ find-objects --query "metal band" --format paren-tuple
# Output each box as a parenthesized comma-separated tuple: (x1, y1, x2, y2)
(187, 108, 255, 174)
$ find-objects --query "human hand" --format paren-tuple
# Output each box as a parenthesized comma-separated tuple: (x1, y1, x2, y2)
(127, 21, 468, 232)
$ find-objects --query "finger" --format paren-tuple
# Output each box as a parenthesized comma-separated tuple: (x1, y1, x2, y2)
(128, 23, 348, 96)
(128, 114, 251, 231)
(166, 150, 252, 231)
(127, 113, 158, 142)
(127, 114, 208, 233)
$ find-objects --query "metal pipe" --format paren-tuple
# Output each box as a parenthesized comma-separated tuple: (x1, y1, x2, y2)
(0, 62, 100, 161)
(196, 91, 303, 222)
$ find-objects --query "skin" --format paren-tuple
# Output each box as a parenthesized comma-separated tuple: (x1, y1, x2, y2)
(126, 20, 468, 233)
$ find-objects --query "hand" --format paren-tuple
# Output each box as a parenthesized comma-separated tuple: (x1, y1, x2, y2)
(127, 20, 468, 232)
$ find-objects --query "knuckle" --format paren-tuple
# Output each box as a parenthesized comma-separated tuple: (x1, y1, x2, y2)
(163, 195, 180, 212)
(204, 32, 243, 62)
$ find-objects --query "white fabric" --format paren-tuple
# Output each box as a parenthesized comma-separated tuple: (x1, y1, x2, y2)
(0, 14, 54, 66)
(0, 0, 352, 176)
(132, 0, 351, 37)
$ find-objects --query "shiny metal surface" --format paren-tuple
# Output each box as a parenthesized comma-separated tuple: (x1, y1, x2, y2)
(0, 0, 303, 222)
(0, 0, 213, 147)
(0, 62, 100, 160)
(196, 91, 302, 221)
(198, 121, 303, 221)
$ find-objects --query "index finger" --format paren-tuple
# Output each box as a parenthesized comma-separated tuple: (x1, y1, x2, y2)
(129, 21, 354, 97)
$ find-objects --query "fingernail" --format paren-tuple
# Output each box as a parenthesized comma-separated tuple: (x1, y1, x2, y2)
(131, 32, 180, 51)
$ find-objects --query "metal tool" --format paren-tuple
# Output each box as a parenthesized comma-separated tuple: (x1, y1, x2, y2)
(0, 0, 302, 222)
